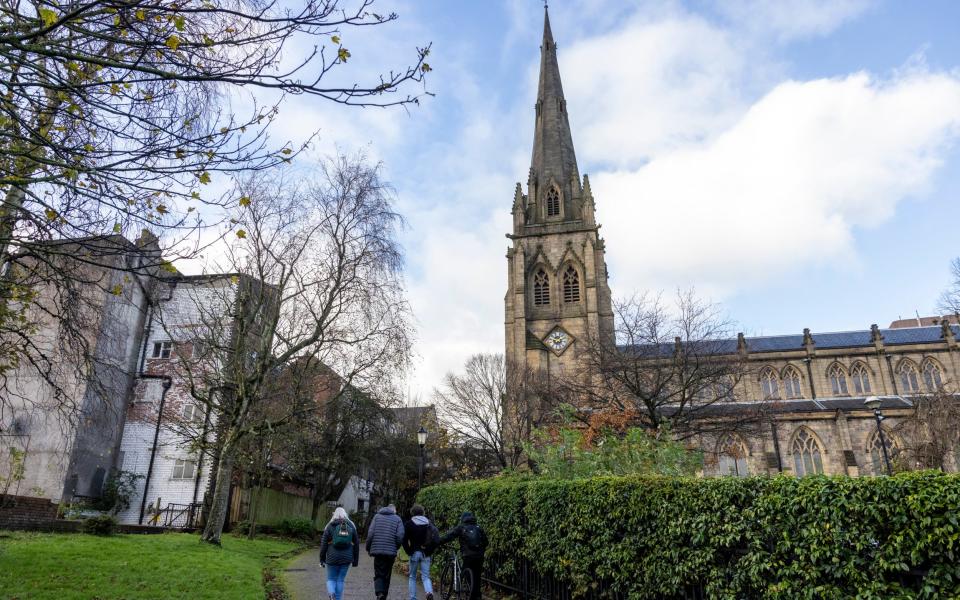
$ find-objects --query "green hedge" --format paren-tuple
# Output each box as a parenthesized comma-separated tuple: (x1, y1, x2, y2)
(417, 472, 960, 599)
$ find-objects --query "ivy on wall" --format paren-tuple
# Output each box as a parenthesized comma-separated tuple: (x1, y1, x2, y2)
(418, 472, 960, 598)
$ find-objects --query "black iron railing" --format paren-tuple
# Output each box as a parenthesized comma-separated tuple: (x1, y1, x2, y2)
(159, 502, 201, 528)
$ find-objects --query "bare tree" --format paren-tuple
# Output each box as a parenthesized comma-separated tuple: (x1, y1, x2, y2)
(435, 353, 554, 471)
(938, 258, 960, 316)
(559, 290, 759, 439)
(158, 153, 412, 544)
(894, 389, 960, 472)
(0, 0, 430, 414)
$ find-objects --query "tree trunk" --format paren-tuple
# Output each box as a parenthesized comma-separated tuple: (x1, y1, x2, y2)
(247, 485, 260, 540)
(200, 443, 235, 545)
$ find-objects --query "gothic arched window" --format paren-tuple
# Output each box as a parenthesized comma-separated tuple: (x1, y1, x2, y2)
(898, 360, 921, 393)
(782, 367, 803, 399)
(851, 363, 871, 395)
(922, 359, 943, 391)
(546, 187, 560, 217)
(867, 429, 897, 476)
(532, 269, 550, 306)
(717, 434, 749, 477)
(562, 265, 580, 303)
(791, 428, 825, 476)
(828, 364, 849, 396)
(760, 367, 780, 400)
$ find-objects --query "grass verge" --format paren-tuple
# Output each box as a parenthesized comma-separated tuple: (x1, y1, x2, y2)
(0, 530, 301, 599)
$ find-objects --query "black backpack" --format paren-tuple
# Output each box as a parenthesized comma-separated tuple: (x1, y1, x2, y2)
(424, 524, 441, 556)
(462, 524, 484, 552)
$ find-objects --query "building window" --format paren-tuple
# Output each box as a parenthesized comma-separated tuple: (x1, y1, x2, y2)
(172, 459, 197, 480)
(182, 404, 202, 424)
(867, 429, 897, 475)
(898, 361, 921, 393)
(717, 434, 749, 477)
(151, 341, 172, 359)
(922, 359, 943, 391)
(546, 187, 560, 217)
(562, 265, 580, 303)
(851, 363, 871, 395)
(782, 367, 803, 399)
(533, 269, 550, 306)
(828, 364, 849, 396)
(760, 367, 780, 399)
(791, 428, 824, 476)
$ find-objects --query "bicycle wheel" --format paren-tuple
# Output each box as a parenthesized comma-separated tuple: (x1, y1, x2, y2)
(439, 560, 455, 600)
(458, 567, 474, 600)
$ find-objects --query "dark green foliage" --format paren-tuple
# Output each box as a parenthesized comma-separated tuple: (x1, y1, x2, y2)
(275, 517, 316, 540)
(418, 472, 960, 599)
(91, 470, 143, 514)
(82, 514, 118, 536)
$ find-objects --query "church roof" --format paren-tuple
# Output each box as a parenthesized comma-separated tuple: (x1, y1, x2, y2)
(530, 7, 580, 194)
(621, 324, 959, 357)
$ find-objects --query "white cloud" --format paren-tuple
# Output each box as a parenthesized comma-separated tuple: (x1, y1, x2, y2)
(714, 0, 874, 41)
(595, 70, 960, 292)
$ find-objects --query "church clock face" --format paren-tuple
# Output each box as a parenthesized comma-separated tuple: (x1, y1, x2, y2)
(544, 326, 573, 356)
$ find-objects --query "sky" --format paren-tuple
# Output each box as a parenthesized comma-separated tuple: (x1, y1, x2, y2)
(188, 0, 960, 402)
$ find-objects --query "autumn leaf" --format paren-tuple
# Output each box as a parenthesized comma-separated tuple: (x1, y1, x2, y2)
(161, 261, 178, 274)
(156, 204, 168, 214)
(235, 229, 247, 239)
(135, 8, 146, 20)
(174, 15, 185, 31)
(165, 35, 181, 51)
(38, 8, 57, 26)
(421, 63, 432, 73)
(229, 275, 239, 284)
(281, 148, 292, 155)
(113, 223, 121, 233)
(331, 35, 340, 44)
(44, 208, 58, 220)
(198, 172, 211, 184)
(175, 148, 186, 159)
(111, 284, 123, 296)
(239, 196, 250, 207)
(338, 48, 351, 62)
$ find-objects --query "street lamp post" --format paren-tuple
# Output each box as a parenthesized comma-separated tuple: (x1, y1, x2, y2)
(864, 396, 893, 475)
(417, 426, 428, 491)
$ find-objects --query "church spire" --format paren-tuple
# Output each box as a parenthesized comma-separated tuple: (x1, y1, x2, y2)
(529, 6, 580, 209)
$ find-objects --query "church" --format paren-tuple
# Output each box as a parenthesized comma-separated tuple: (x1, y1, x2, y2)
(504, 8, 960, 477)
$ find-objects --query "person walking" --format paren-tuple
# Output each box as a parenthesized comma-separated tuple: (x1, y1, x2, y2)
(365, 503, 405, 600)
(439, 512, 488, 600)
(403, 504, 439, 600)
(319, 507, 360, 600)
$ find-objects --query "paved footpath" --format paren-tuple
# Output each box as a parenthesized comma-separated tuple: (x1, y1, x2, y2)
(284, 548, 426, 600)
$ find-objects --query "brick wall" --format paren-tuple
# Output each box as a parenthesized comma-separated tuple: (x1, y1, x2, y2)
(0, 495, 58, 529)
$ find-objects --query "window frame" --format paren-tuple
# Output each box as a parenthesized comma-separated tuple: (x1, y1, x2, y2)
(561, 265, 580, 303)
(151, 341, 173, 359)
(532, 269, 550, 307)
(898, 360, 921, 393)
(171, 458, 197, 480)
(921, 359, 943, 392)
(791, 428, 825, 476)
(716, 434, 749, 477)
(827, 363, 849, 396)
(782, 367, 803, 399)
(760, 367, 780, 400)
(545, 187, 561, 217)
(851, 363, 871, 395)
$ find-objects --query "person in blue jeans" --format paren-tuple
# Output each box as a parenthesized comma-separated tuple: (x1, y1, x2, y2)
(319, 507, 360, 600)
(402, 504, 438, 600)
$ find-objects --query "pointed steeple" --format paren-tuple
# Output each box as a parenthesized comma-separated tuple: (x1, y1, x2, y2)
(529, 6, 580, 219)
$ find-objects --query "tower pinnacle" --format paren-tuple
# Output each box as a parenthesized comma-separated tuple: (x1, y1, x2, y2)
(529, 5, 580, 214)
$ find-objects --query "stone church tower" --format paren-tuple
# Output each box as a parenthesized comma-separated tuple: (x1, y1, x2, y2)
(505, 8, 614, 381)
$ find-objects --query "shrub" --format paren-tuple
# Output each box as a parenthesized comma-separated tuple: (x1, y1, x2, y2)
(91, 470, 143, 514)
(276, 517, 315, 540)
(233, 520, 255, 536)
(418, 472, 960, 598)
(82, 514, 118, 536)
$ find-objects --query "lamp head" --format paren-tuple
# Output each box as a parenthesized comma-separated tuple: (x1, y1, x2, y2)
(864, 396, 881, 411)
(417, 426, 428, 447)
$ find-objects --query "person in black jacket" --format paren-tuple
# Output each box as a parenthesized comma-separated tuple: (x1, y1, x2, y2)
(403, 504, 438, 600)
(319, 507, 360, 600)
(439, 511, 488, 600)
(365, 504, 405, 600)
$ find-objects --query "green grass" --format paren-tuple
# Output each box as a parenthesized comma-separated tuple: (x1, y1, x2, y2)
(0, 530, 301, 599)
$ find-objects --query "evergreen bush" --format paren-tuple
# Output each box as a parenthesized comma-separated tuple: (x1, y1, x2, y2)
(82, 514, 118, 536)
(418, 472, 960, 598)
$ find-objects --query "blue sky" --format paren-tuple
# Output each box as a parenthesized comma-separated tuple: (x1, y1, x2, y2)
(219, 1, 960, 398)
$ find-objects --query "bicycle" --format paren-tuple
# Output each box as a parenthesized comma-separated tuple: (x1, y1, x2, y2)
(438, 548, 474, 600)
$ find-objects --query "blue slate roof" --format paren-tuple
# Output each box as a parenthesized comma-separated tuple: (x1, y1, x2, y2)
(619, 325, 958, 356)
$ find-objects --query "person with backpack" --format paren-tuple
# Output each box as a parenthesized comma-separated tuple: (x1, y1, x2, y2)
(438, 512, 488, 600)
(402, 504, 440, 600)
(319, 507, 360, 600)
(365, 503, 406, 600)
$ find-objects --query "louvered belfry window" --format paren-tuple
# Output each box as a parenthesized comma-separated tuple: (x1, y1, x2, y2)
(562, 265, 580, 303)
(546, 187, 560, 216)
(533, 269, 550, 306)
